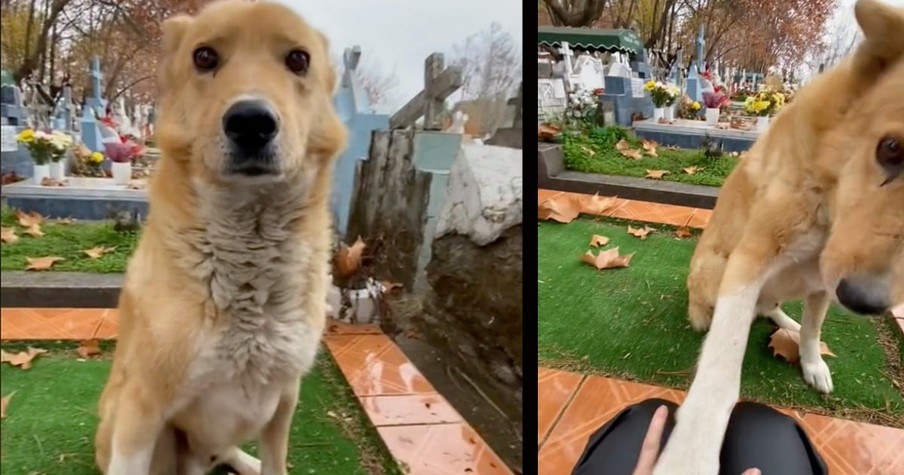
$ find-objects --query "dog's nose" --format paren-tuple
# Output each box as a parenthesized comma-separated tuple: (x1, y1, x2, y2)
(222, 100, 278, 153)
(835, 277, 889, 315)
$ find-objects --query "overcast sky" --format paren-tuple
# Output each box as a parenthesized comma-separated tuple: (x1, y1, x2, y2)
(278, 0, 523, 112)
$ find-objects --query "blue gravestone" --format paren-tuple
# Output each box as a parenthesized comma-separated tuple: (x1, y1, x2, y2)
(53, 86, 74, 131)
(332, 46, 389, 237)
(1, 85, 28, 126)
(81, 57, 106, 152)
(686, 64, 702, 102)
(695, 26, 705, 73)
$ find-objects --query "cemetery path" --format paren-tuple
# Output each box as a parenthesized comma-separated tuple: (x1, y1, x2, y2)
(537, 196, 904, 422)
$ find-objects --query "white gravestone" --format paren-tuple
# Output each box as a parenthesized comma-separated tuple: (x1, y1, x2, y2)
(1, 125, 18, 152)
(607, 62, 632, 78)
(572, 54, 605, 92)
(538, 78, 567, 121)
(630, 78, 646, 98)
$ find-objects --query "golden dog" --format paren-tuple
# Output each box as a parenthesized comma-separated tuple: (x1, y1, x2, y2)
(656, 0, 904, 473)
(94, 1, 347, 474)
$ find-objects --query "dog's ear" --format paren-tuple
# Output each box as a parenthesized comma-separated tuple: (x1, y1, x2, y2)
(158, 14, 194, 92)
(316, 30, 339, 94)
(854, 0, 904, 74)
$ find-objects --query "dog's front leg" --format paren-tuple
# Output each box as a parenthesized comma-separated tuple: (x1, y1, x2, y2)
(106, 383, 166, 475)
(800, 291, 833, 393)
(259, 382, 301, 475)
(654, 248, 781, 475)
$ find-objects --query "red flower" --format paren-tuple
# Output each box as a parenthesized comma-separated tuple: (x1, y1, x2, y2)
(593, 88, 605, 96)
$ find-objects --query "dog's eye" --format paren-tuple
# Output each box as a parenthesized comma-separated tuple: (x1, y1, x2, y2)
(877, 136, 903, 186)
(193, 47, 219, 72)
(285, 49, 309, 74)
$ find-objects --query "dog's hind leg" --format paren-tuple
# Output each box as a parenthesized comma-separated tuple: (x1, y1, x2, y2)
(799, 291, 833, 393)
(219, 446, 262, 475)
(762, 305, 801, 332)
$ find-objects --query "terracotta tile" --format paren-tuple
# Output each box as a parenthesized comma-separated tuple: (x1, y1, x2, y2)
(378, 423, 512, 475)
(92, 309, 119, 339)
(325, 334, 436, 396)
(609, 200, 696, 227)
(538, 368, 584, 447)
(324, 318, 383, 336)
(360, 394, 462, 426)
(0, 308, 74, 340)
(800, 413, 904, 475)
(684, 208, 713, 229)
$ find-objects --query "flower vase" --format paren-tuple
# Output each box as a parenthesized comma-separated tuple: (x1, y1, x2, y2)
(32, 164, 50, 184)
(49, 160, 66, 180)
(653, 107, 665, 121)
(756, 116, 770, 132)
(664, 105, 675, 121)
(112, 162, 132, 185)
(705, 108, 720, 125)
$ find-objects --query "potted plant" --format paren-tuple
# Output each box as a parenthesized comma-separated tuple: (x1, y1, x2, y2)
(16, 129, 56, 183)
(744, 89, 786, 131)
(702, 88, 730, 125)
(643, 81, 680, 121)
(105, 141, 143, 185)
(663, 83, 681, 121)
(49, 131, 74, 180)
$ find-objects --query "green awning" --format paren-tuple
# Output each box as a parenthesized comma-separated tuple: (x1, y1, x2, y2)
(538, 27, 644, 56)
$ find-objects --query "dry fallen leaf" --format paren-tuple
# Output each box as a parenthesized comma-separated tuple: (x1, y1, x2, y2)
(1, 227, 18, 244)
(675, 226, 693, 239)
(620, 148, 644, 160)
(126, 181, 145, 190)
(627, 225, 656, 240)
(538, 124, 561, 141)
(0, 347, 48, 370)
(538, 195, 581, 224)
(1, 392, 13, 419)
(582, 193, 618, 216)
(334, 236, 367, 277)
(645, 169, 670, 180)
(83, 246, 116, 260)
(642, 139, 658, 157)
(615, 138, 630, 152)
(55, 218, 75, 225)
(579, 145, 596, 157)
(77, 339, 102, 359)
(23, 224, 44, 238)
(15, 210, 43, 228)
(768, 328, 835, 364)
(581, 247, 634, 270)
(683, 166, 703, 175)
(589, 235, 610, 247)
(25, 256, 64, 271)
(665, 145, 680, 151)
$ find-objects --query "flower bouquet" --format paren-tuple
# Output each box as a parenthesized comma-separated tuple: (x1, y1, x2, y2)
(566, 88, 604, 129)
(744, 89, 786, 132)
(676, 95, 703, 120)
(49, 131, 74, 180)
(643, 81, 681, 121)
(17, 129, 59, 183)
(104, 139, 145, 185)
(702, 88, 731, 125)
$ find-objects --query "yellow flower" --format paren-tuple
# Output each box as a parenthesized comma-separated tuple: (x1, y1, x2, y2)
(90, 152, 105, 164)
(17, 129, 35, 143)
(643, 80, 655, 91)
(691, 101, 701, 111)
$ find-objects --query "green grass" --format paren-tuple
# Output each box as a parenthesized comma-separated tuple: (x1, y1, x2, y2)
(562, 126, 739, 187)
(538, 217, 904, 417)
(0, 345, 401, 475)
(1, 208, 136, 273)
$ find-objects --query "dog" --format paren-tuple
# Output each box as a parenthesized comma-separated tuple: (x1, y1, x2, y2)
(654, 0, 904, 473)
(94, 1, 347, 474)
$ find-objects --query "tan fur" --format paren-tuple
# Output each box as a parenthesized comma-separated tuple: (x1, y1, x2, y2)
(656, 1, 904, 473)
(94, 2, 347, 474)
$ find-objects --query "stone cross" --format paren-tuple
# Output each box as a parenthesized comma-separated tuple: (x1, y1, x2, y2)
(341, 45, 370, 113)
(86, 56, 107, 116)
(695, 25, 705, 73)
(389, 53, 463, 130)
(507, 82, 522, 128)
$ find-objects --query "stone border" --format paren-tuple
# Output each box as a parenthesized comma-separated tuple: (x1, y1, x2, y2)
(538, 143, 719, 209)
(0, 271, 122, 308)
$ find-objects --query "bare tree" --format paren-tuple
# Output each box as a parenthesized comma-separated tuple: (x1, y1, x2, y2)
(543, 0, 609, 27)
(355, 53, 401, 114)
(451, 22, 522, 134)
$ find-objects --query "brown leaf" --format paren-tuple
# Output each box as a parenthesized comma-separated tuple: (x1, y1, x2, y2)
(589, 235, 610, 247)
(615, 138, 630, 152)
(41, 177, 67, 187)
(55, 218, 75, 225)
(1, 227, 19, 244)
(642, 139, 658, 157)
(582, 193, 618, 216)
(538, 124, 561, 141)
(25, 256, 64, 271)
(83, 246, 116, 259)
(15, 210, 43, 228)
(645, 169, 669, 179)
(579, 145, 595, 157)
(665, 145, 680, 151)
(1, 392, 13, 419)
(0, 347, 48, 370)
(620, 148, 644, 160)
(538, 195, 581, 224)
(675, 226, 693, 239)
(683, 166, 703, 175)
(334, 236, 367, 277)
(76, 339, 102, 359)
(627, 225, 656, 240)
(126, 181, 145, 190)
(23, 224, 44, 238)
(381, 281, 404, 293)
(768, 328, 836, 364)
(581, 247, 634, 270)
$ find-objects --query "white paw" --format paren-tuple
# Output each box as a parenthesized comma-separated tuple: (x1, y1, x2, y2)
(653, 431, 720, 475)
(801, 357, 834, 393)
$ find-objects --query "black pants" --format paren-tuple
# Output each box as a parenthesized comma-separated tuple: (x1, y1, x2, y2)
(571, 398, 828, 475)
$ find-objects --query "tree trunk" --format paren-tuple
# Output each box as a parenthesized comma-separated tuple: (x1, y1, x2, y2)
(14, 0, 72, 83)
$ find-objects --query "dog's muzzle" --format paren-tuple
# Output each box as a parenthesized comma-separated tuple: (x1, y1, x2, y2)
(222, 99, 279, 176)
(835, 275, 890, 315)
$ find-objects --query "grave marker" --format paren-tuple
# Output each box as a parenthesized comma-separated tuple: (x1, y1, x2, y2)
(389, 53, 463, 130)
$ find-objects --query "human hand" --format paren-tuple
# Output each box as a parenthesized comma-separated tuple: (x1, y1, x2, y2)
(632, 405, 760, 475)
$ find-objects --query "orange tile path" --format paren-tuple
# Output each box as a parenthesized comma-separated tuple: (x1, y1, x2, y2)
(0, 308, 511, 475)
(538, 368, 904, 475)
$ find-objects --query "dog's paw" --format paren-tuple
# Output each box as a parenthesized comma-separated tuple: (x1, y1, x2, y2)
(801, 357, 834, 393)
(653, 450, 719, 475)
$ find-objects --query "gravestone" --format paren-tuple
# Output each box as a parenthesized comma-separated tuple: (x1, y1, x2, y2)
(686, 64, 702, 102)
(538, 78, 567, 121)
(331, 45, 390, 237)
(0, 87, 34, 178)
(695, 26, 706, 73)
(81, 57, 106, 152)
(573, 54, 604, 92)
(1, 85, 28, 126)
(52, 86, 74, 131)
(485, 83, 522, 149)
(389, 53, 463, 130)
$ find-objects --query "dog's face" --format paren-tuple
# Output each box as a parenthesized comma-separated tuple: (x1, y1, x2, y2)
(155, 0, 345, 186)
(821, 0, 904, 315)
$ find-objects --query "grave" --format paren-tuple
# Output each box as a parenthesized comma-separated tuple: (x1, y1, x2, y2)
(2, 177, 148, 220)
(484, 83, 523, 149)
(80, 56, 107, 152)
(331, 45, 390, 237)
(632, 117, 758, 152)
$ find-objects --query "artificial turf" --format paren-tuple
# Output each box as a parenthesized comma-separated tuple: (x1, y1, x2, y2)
(538, 217, 904, 417)
(0, 345, 401, 475)
(561, 126, 739, 187)
(1, 208, 135, 273)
